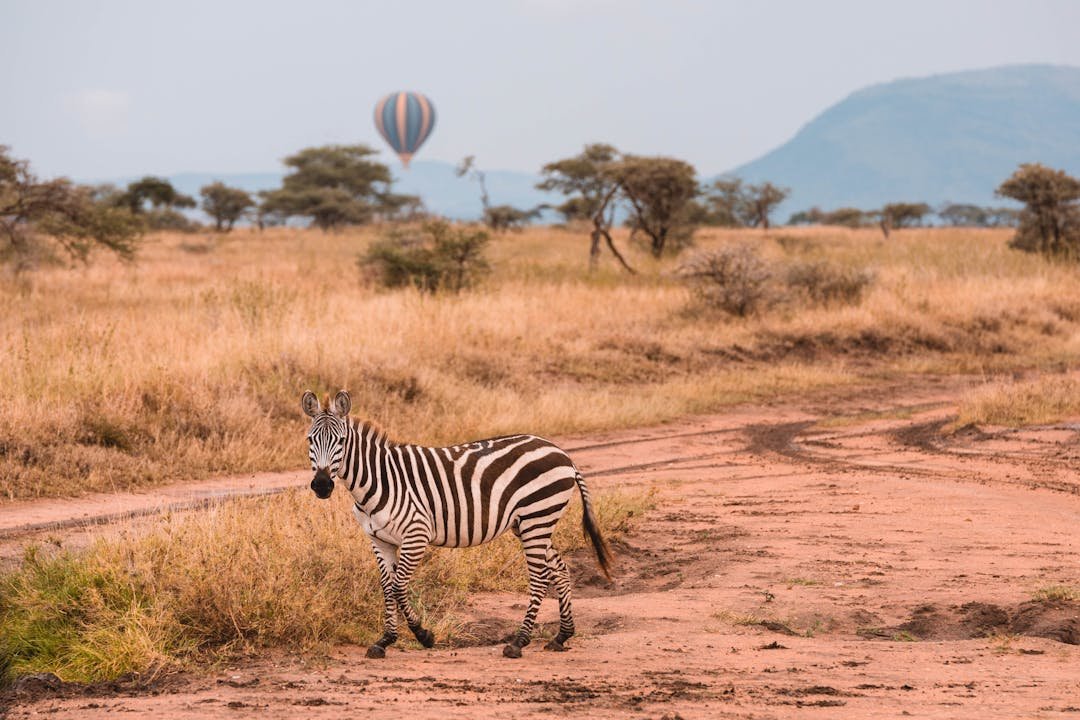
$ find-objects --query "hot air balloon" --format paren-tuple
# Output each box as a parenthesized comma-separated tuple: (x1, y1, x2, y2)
(373, 91, 436, 168)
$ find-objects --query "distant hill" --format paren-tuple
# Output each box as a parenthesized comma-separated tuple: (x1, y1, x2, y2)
(729, 64, 1080, 220)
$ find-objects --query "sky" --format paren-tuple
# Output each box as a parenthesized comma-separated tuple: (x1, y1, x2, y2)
(3, 0, 1080, 181)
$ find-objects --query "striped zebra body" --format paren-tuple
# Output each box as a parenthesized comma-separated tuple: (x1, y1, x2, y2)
(303, 390, 611, 659)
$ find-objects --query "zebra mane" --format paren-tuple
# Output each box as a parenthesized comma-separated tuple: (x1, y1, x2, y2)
(356, 417, 393, 445)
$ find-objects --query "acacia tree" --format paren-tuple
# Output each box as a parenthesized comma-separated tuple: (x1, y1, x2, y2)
(537, 144, 634, 272)
(742, 182, 790, 229)
(702, 178, 788, 228)
(200, 182, 255, 232)
(938, 203, 988, 227)
(537, 144, 620, 222)
(939, 204, 1020, 228)
(997, 163, 1080, 257)
(260, 144, 405, 230)
(878, 202, 932, 238)
(0, 146, 142, 271)
(113, 175, 198, 231)
(117, 176, 196, 215)
(613, 155, 699, 258)
(702, 178, 749, 226)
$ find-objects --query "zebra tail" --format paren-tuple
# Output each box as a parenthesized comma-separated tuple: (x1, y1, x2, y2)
(575, 472, 613, 581)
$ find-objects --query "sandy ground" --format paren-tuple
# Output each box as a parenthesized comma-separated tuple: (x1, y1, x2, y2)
(3, 376, 1080, 718)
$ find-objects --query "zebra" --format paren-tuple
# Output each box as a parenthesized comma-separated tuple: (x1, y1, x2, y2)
(302, 389, 613, 659)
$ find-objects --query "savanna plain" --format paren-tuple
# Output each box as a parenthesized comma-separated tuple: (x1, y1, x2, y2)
(2, 225, 1079, 718)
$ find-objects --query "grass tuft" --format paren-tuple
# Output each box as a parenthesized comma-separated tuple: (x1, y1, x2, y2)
(1032, 584, 1078, 602)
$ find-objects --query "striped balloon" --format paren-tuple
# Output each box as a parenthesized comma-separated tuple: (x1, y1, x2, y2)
(373, 91, 436, 168)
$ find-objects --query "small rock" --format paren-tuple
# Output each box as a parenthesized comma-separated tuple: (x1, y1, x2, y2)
(13, 672, 63, 693)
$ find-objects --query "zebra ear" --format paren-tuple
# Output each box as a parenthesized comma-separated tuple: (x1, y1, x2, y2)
(333, 390, 351, 417)
(301, 391, 321, 418)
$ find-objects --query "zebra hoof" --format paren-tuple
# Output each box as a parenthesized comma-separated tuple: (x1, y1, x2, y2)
(366, 644, 386, 659)
(502, 643, 523, 659)
(413, 627, 435, 648)
(544, 639, 568, 652)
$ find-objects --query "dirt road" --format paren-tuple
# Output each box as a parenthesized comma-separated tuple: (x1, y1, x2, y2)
(4, 377, 1079, 718)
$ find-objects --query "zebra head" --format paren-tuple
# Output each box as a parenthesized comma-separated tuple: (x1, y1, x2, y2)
(301, 389, 351, 499)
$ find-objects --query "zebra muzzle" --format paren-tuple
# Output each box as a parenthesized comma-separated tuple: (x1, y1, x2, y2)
(311, 469, 335, 499)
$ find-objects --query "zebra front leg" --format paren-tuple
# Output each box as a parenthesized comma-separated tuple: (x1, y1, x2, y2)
(503, 528, 552, 658)
(392, 532, 436, 649)
(367, 537, 400, 659)
(544, 550, 575, 652)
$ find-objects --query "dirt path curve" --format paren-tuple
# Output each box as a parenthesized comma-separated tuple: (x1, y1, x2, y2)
(5, 376, 1080, 719)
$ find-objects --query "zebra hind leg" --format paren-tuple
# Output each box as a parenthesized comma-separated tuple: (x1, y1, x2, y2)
(503, 527, 552, 659)
(544, 550, 575, 652)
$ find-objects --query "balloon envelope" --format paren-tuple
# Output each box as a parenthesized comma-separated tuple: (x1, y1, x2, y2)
(374, 91, 436, 168)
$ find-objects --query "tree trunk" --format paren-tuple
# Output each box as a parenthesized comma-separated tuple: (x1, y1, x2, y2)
(879, 217, 891, 240)
(588, 228, 601, 272)
(600, 227, 636, 274)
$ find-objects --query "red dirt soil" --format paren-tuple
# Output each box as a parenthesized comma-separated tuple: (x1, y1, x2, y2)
(3, 377, 1079, 718)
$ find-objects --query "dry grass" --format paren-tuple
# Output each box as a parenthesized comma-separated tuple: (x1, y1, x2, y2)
(0, 486, 651, 683)
(955, 374, 1080, 427)
(1032, 584, 1079, 602)
(2, 225, 1079, 500)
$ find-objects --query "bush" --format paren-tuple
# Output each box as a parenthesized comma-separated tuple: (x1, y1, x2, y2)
(360, 221, 491, 292)
(145, 208, 200, 233)
(677, 244, 772, 317)
(785, 261, 874, 307)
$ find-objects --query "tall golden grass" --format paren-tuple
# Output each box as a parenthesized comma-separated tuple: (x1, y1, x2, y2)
(0, 487, 650, 683)
(1, 225, 1078, 500)
(955, 373, 1080, 427)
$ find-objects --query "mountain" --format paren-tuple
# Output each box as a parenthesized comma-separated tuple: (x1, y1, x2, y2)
(729, 64, 1080, 218)
(131, 162, 554, 222)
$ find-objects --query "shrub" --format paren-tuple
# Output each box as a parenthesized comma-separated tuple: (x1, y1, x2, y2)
(785, 261, 875, 307)
(677, 244, 772, 317)
(360, 220, 491, 292)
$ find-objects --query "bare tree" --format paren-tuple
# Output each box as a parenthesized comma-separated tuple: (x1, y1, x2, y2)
(458, 156, 543, 232)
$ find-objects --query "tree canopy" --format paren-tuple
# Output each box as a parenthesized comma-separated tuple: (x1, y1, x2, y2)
(701, 178, 789, 229)
(613, 155, 699, 258)
(260, 144, 411, 230)
(117, 176, 196, 214)
(1, 146, 142, 271)
(997, 163, 1080, 257)
(200, 182, 255, 232)
(537, 143, 621, 223)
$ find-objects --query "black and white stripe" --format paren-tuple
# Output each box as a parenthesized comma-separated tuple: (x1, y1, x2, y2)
(302, 390, 612, 659)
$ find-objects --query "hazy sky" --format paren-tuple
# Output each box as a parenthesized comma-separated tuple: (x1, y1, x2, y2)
(3, 0, 1080, 180)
